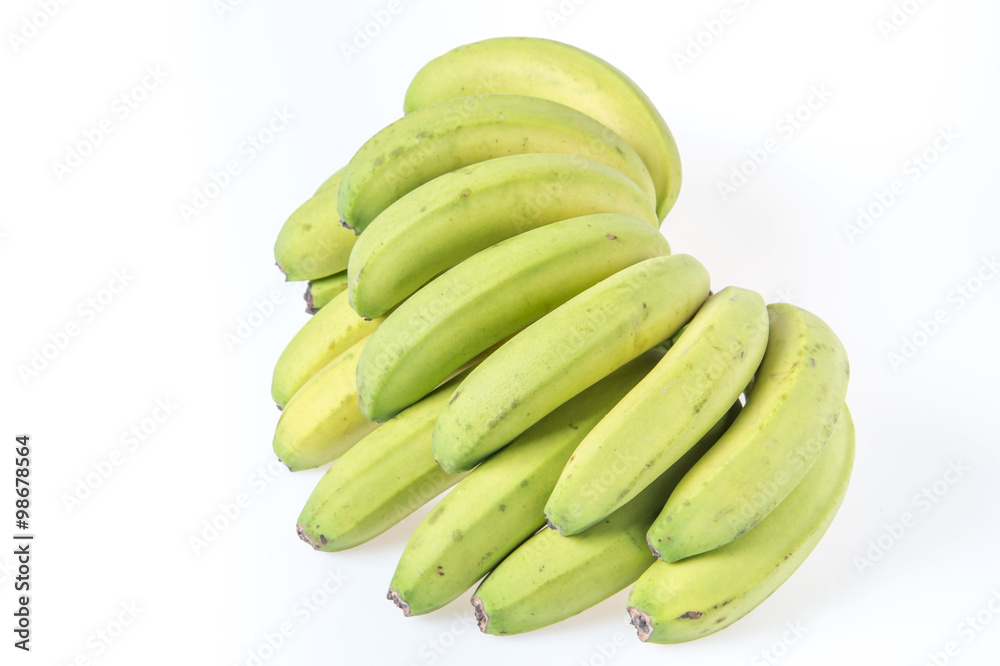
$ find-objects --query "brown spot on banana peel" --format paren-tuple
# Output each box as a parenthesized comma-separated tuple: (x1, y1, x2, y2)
(678, 611, 703, 620)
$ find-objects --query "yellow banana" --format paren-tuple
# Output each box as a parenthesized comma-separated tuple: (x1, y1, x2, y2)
(337, 93, 656, 234)
(432, 254, 710, 473)
(356, 213, 671, 422)
(270, 289, 383, 409)
(404, 37, 681, 221)
(296, 372, 470, 552)
(272, 335, 376, 471)
(649, 303, 850, 562)
(469, 401, 740, 636)
(387, 351, 664, 617)
(545, 286, 769, 536)
(274, 167, 358, 281)
(627, 406, 855, 644)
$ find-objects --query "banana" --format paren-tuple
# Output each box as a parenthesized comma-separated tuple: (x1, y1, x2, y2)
(274, 167, 358, 281)
(545, 286, 769, 536)
(272, 335, 377, 471)
(296, 372, 471, 552)
(648, 302, 850, 562)
(347, 152, 659, 318)
(270, 289, 383, 409)
(432, 254, 710, 474)
(387, 350, 664, 617)
(337, 93, 656, 234)
(404, 37, 681, 221)
(304, 271, 348, 314)
(469, 401, 741, 636)
(356, 213, 671, 422)
(627, 406, 855, 644)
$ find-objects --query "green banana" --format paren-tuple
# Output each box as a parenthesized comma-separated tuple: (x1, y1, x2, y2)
(337, 93, 656, 234)
(469, 401, 741, 636)
(432, 254, 710, 474)
(272, 335, 377, 471)
(274, 167, 358, 281)
(270, 289, 383, 409)
(627, 406, 855, 644)
(387, 350, 664, 617)
(347, 152, 659, 318)
(304, 271, 348, 314)
(545, 286, 769, 536)
(356, 213, 671, 421)
(649, 302, 850, 562)
(296, 372, 471, 552)
(404, 37, 681, 221)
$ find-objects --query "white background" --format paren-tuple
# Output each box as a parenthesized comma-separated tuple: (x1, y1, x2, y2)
(4, 0, 999, 664)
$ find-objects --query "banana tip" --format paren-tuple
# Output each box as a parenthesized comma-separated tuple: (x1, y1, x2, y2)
(544, 517, 565, 536)
(296, 524, 322, 550)
(387, 590, 410, 617)
(275, 261, 287, 280)
(340, 218, 359, 236)
(471, 596, 488, 633)
(627, 607, 652, 642)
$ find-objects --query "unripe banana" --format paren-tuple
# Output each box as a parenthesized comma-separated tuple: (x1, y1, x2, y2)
(272, 335, 376, 471)
(274, 167, 358, 281)
(347, 152, 658, 318)
(304, 271, 348, 314)
(627, 406, 855, 644)
(337, 93, 656, 234)
(404, 37, 681, 221)
(469, 401, 741, 636)
(387, 351, 664, 617)
(432, 254, 710, 474)
(546, 286, 769, 536)
(296, 372, 470, 552)
(357, 213, 671, 421)
(649, 303, 850, 562)
(270, 289, 383, 410)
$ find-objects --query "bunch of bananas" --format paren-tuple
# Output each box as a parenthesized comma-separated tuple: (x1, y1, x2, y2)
(270, 37, 853, 644)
